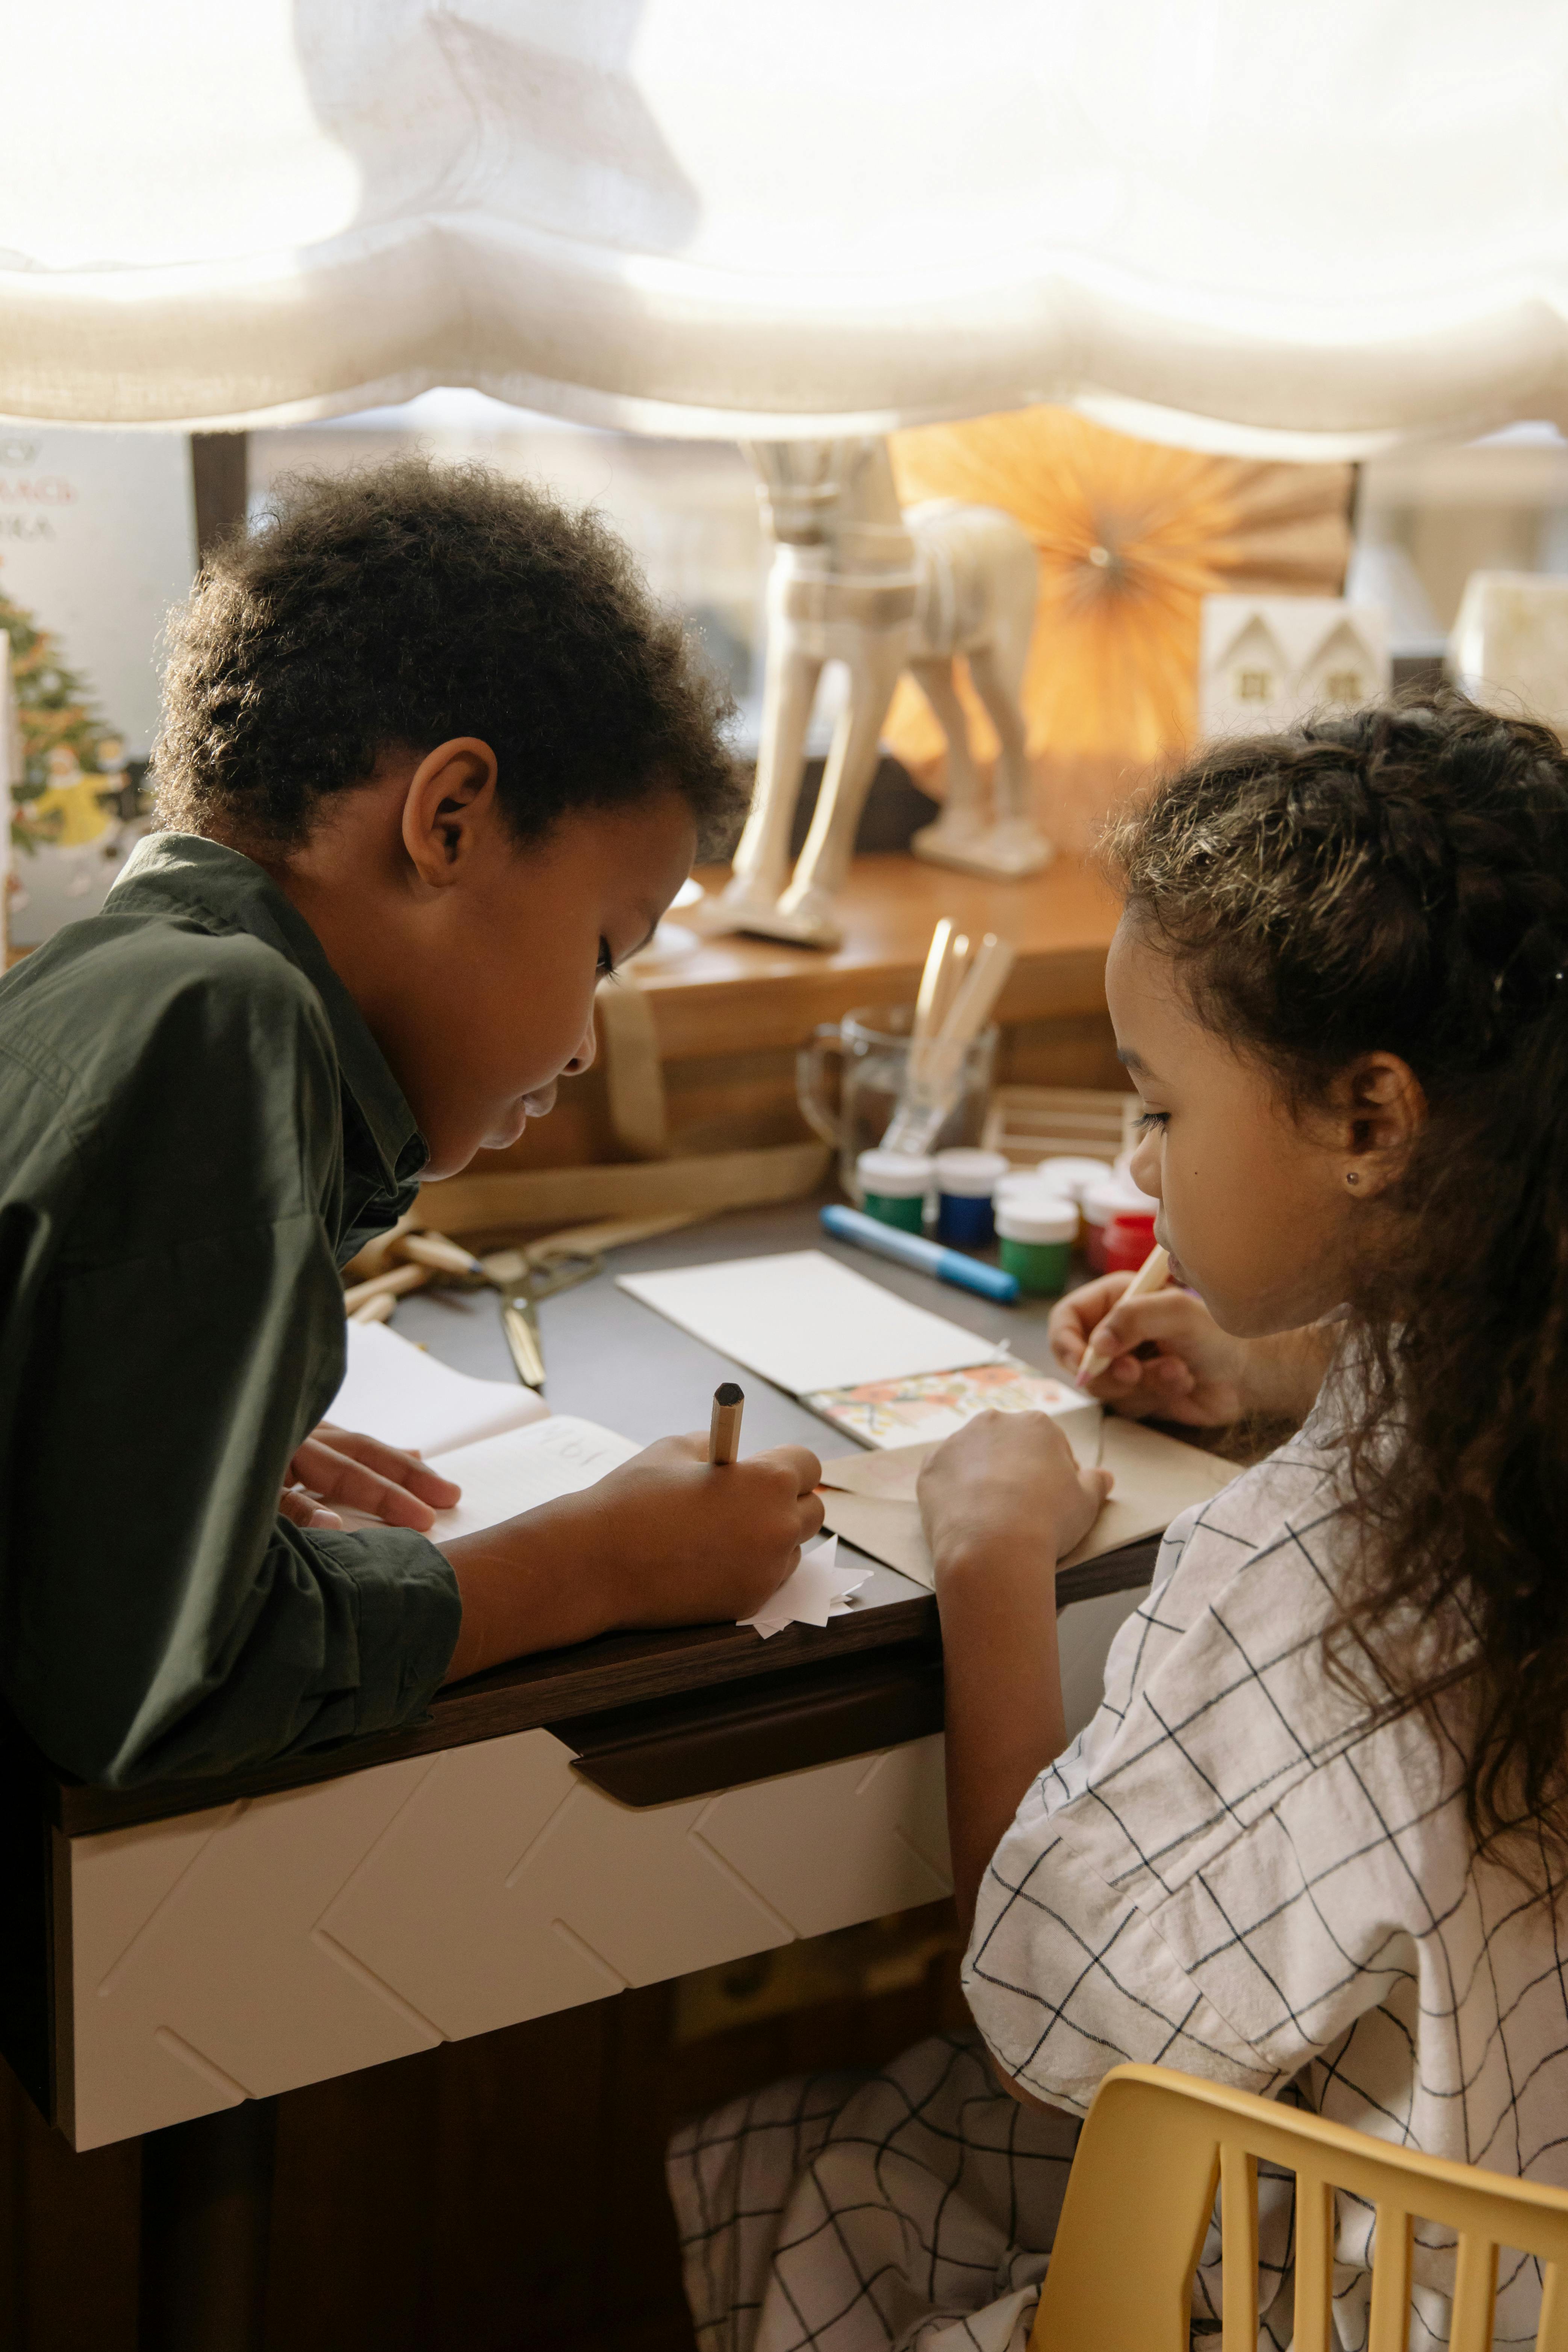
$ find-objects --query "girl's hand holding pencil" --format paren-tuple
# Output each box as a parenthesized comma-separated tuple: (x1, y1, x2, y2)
(1050, 1272, 1328, 1427)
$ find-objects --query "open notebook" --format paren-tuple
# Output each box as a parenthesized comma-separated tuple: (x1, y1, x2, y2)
(327, 1320, 551, 1456)
(319, 1322, 861, 1635)
(323, 1321, 642, 1535)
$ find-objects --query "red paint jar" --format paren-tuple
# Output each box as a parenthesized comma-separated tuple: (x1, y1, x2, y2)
(1104, 1210, 1157, 1274)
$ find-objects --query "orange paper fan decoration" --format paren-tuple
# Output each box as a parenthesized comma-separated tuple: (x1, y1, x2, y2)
(884, 408, 1353, 851)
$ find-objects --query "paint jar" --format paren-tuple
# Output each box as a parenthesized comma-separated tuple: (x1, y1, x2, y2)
(1105, 1210, 1158, 1275)
(1034, 1156, 1114, 1207)
(933, 1148, 1010, 1247)
(1006, 1156, 1115, 1246)
(1083, 1173, 1158, 1274)
(855, 1149, 932, 1234)
(996, 1196, 1078, 1295)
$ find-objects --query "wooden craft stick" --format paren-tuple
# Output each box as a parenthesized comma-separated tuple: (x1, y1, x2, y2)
(397, 1231, 485, 1278)
(931, 929, 970, 1043)
(349, 1291, 397, 1326)
(1076, 1243, 1171, 1387)
(342, 1262, 431, 1315)
(912, 919, 955, 1057)
(480, 1210, 701, 1288)
(708, 1382, 745, 1465)
(939, 931, 1015, 1052)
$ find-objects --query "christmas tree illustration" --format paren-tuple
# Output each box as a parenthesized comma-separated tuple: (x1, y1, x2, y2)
(2, 587, 127, 857)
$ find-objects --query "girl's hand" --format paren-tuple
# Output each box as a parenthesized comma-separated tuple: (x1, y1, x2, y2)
(1049, 1273, 1252, 1425)
(917, 1410, 1112, 1583)
(280, 1423, 462, 1533)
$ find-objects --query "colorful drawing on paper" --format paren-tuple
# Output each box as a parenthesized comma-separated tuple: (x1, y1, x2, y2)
(804, 1360, 1086, 1448)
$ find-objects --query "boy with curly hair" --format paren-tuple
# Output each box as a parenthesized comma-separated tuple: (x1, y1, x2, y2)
(0, 458, 821, 1788)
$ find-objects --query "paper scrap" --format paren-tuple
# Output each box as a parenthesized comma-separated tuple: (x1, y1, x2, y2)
(618, 1250, 1005, 1397)
(805, 1361, 1099, 1450)
(817, 1419, 1238, 1591)
(739, 1532, 869, 1639)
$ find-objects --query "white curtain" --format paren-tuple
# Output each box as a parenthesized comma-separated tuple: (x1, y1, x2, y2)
(5, 0, 1568, 454)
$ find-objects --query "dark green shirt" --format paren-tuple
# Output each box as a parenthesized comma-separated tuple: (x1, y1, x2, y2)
(0, 833, 462, 1786)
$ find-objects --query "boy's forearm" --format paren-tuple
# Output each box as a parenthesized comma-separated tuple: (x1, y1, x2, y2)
(937, 1542, 1067, 1934)
(438, 1499, 626, 1683)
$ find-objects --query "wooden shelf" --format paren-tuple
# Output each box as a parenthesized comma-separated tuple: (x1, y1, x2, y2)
(637, 851, 1122, 1058)
(460, 850, 1125, 1177)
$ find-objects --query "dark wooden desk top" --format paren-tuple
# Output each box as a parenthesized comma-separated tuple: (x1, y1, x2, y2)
(37, 1198, 1159, 1837)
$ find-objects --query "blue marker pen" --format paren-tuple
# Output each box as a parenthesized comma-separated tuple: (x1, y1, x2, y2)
(820, 1203, 1020, 1303)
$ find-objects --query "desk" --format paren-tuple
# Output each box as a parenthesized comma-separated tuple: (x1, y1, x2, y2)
(2, 1201, 1156, 2164)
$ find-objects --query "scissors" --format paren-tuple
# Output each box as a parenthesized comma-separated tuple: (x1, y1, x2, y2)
(499, 1250, 604, 1391)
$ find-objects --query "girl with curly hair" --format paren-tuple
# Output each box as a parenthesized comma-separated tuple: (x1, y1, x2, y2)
(671, 696, 1568, 2352)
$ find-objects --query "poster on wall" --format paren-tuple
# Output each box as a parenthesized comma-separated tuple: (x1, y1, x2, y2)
(1, 429, 195, 955)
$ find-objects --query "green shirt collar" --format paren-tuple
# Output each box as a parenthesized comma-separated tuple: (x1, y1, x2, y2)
(109, 832, 428, 1193)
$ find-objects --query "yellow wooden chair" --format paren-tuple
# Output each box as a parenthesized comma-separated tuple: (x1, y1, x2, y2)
(1029, 2062, 1568, 2350)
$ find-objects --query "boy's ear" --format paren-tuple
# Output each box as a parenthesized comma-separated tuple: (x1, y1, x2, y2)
(401, 738, 501, 886)
(1335, 1051, 1426, 1196)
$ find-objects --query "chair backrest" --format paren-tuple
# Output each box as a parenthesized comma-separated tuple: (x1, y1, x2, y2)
(1029, 2063, 1568, 2352)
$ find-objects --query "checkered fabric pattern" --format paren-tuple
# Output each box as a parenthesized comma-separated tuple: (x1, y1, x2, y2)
(670, 1411, 1568, 2351)
(667, 2032, 1077, 2352)
(970, 1411, 1568, 2346)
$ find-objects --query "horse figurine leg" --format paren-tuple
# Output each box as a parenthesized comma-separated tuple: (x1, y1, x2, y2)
(705, 607, 822, 932)
(775, 623, 908, 947)
(967, 634, 1053, 876)
(908, 654, 988, 862)
(907, 506, 1051, 879)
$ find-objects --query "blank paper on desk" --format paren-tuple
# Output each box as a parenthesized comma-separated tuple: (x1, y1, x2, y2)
(617, 1249, 1005, 1395)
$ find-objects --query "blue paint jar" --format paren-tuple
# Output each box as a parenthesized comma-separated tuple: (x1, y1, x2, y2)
(933, 1149, 1010, 1248)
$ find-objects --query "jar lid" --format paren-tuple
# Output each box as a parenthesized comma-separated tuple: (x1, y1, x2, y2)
(997, 1196, 1078, 1244)
(857, 1148, 932, 1197)
(1033, 1155, 1114, 1202)
(997, 1168, 1061, 1204)
(932, 1147, 1010, 1197)
(1084, 1173, 1158, 1223)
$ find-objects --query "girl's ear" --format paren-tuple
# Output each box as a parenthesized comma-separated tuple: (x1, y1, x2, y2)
(1334, 1052, 1426, 1197)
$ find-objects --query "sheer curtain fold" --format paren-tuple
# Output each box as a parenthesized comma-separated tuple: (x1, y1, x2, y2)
(4, 0, 1567, 449)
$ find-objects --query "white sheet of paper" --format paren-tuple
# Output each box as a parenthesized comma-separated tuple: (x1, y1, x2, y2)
(327, 1321, 548, 1457)
(618, 1250, 1006, 1396)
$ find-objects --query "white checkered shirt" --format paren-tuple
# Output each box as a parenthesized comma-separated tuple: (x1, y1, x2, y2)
(966, 1409, 1568, 2344)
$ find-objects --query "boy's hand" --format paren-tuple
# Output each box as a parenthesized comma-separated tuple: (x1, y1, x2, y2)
(438, 1433, 825, 1683)
(1050, 1273, 1252, 1425)
(917, 1410, 1111, 1585)
(280, 1423, 462, 1534)
(575, 1433, 825, 1626)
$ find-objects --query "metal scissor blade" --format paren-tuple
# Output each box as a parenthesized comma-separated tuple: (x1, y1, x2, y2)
(501, 1295, 547, 1390)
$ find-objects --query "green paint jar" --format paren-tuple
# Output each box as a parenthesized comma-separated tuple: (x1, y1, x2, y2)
(856, 1148, 931, 1234)
(996, 1195, 1078, 1294)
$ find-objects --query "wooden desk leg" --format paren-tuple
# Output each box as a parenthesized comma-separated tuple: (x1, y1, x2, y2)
(138, 2099, 276, 2352)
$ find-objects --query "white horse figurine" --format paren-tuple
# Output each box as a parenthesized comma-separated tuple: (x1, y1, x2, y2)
(701, 436, 1049, 950)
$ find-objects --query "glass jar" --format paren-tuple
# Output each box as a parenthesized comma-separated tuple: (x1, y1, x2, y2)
(797, 1002, 998, 1200)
